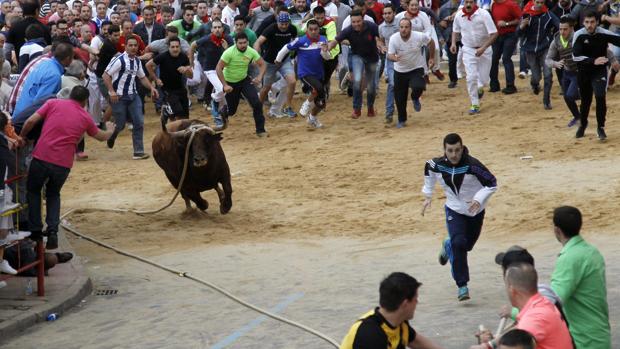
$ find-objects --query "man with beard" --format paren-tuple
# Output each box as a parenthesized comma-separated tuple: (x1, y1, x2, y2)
(169, 6, 200, 41)
(133, 6, 166, 45)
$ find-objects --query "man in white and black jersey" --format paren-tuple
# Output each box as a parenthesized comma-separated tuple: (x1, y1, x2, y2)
(103, 36, 159, 160)
(421, 133, 497, 302)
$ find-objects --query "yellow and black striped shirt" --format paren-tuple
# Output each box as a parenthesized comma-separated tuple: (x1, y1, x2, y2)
(340, 308, 417, 349)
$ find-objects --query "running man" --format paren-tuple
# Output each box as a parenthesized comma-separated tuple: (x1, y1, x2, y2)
(573, 11, 620, 140)
(146, 37, 192, 123)
(215, 31, 268, 137)
(339, 272, 446, 349)
(276, 19, 332, 128)
(421, 133, 497, 301)
(451, 0, 497, 114)
(387, 18, 434, 129)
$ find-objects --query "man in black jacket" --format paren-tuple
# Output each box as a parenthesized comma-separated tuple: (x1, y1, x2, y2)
(7, 0, 51, 56)
(573, 11, 620, 140)
(133, 6, 166, 45)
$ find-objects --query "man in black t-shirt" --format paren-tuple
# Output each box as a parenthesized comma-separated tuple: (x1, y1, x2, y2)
(146, 37, 192, 122)
(7, 0, 52, 57)
(328, 10, 384, 118)
(94, 24, 121, 122)
(339, 272, 445, 349)
(254, 12, 298, 118)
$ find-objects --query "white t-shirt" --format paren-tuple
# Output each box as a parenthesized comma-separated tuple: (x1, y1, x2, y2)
(310, 1, 338, 18)
(341, 14, 375, 29)
(452, 8, 497, 48)
(388, 31, 431, 72)
(222, 5, 240, 27)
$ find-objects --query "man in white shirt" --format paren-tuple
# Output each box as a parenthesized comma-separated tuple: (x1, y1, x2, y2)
(222, 0, 240, 27)
(387, 18, 433, 128)
(450, 0, 497, 114)
(310, 0, 338, 22)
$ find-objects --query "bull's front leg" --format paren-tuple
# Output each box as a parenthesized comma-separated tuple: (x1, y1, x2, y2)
(217, 180, 232, 214)
(182, 189, 208, 211)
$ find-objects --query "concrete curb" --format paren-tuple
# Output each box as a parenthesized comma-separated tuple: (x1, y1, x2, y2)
(0, 228, 92, 344)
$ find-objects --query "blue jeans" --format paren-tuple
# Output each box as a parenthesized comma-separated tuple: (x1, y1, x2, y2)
(490, 32, 518, 88)
(110, 94, 145, 154)
(525, 49, 552, 105)
(27, 158, 70, 235)
(445, 206, 485, 288)
(350, 55, 378, 110)
(384, 59, 394, 116)
(561, 70, 581, 119)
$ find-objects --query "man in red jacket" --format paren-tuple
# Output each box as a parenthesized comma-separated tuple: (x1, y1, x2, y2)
(489, 0, 521, 94)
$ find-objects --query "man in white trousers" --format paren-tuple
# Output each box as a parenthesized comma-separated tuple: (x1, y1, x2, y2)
(451, 0, 497, 115)
(188, 19, 233, 127)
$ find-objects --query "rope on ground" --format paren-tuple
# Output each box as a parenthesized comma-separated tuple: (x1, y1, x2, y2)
(57, 125, 339, 347)
(59, 210, 340, 348)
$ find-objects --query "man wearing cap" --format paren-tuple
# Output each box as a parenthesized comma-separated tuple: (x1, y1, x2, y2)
(421, 133, 497, 301)
(550, 206, 610, 349)
(254, 12, 298, 118)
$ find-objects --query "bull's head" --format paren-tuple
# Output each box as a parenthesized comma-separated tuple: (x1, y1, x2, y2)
(186, 124, 222, 168)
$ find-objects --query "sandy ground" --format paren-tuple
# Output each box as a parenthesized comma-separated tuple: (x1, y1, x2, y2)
(3, 71, 619, 348)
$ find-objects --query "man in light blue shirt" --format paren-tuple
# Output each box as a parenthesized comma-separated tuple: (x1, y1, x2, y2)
(13, 42, 74, 116)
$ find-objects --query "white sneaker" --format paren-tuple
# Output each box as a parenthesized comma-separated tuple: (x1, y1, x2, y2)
(300, 100, 312, 117)
(268, 110, 287, 118)
(0, 260, 17, 275)
(128, 123, 134, 130)
(268, 90, 277, 104)
(0, 281, 6, 289)
(6, 231, 30, 243)
(307, 115, 323, 129)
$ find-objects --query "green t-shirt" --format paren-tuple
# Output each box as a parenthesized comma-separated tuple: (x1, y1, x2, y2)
(231, 28, 258, 47)
(220, 45, 261, 83)
(551, 236, 610, 349)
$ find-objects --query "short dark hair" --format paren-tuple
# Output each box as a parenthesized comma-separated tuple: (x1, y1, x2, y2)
(165, 25, 178, 33)
(350, 9, 363, 18)
(142, 5, 155, 13)
(25, 23, 44, 40)
(168, 36, 180, 44)
(443, 133, 462, 148)
(57, 19, 68, 26)
(383, 3, 394, 11)
(121, 19, 133, 27)
(505, 263, 538, 294)
(70, 86, 90, 103)
(108, 24, 121, 35)
(379, 272, 421, 312)
(559, 14, 574, 25)
(276, 4, 288, 13)
(182, 6, 194, 15)
(22, 0, 40, 16)
(211, 18, 223, 26)
(583, 10, 599, 21)
(162, 5, 175, 14)
(126, 35, 139, 44)
(233, 14, 245, 22)
(234, 31, 248, 41)
(354, 0, 366, 8)
(53, 42, 74, 61)
(306, 19, 319, 28)
(498, 329, 536, 349)
(312, 5, 325, 15)
(553, 206, 582, 238)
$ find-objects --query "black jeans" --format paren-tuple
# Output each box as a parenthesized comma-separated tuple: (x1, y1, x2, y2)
(445, 206, 485, 288)
(27, 158, 70, 235)
(394, 68, 426, 123)
(446, 42, 460, 83)
(578, 70, 607, 128)
(224, 77, 266, 133)
(490, 32, 518, 89)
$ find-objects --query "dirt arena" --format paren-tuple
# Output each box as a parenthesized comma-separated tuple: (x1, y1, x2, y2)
(6, 72, 619, 348)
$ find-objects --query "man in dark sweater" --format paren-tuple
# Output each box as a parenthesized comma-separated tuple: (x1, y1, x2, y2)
(7, 0, 51, 56)
(573, 11, 620, 140)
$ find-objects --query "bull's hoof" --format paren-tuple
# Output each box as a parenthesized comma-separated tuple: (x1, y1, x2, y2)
(220, 205, 231, 214)
(196, 200, 208, 211)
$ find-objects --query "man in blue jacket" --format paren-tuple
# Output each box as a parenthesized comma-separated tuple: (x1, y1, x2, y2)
(518, 0, 559, 110)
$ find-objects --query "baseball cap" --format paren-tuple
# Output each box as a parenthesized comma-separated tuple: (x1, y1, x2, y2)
(495, 245, 535, 269)
(277, 13, 290, 23)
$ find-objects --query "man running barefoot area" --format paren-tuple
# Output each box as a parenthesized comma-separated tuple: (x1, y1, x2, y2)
(421, 133, 497, 301)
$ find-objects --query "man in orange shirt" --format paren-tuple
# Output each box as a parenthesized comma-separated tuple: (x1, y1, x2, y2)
(472, 263, 573, 349)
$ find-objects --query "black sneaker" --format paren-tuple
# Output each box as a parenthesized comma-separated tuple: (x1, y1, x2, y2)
(489, 84, 500, 92)
(597, 127, 607, 140)
(576, 126, 586, 138)
(448, 81, 457, 88)
(544, 103, 552, 110)
(502, 85, 517, 94)
(532, 85, 541, 95)
(106, 137, 115, 149)
(132, 153, 150, 160)
(46, 233, 58, 250)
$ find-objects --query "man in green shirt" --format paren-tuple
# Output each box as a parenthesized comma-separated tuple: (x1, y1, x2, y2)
(231, 14, 258, 47)
(216, 31, 268, 137)
(169, 7, 201, 42)
(551, 206, 610, 349)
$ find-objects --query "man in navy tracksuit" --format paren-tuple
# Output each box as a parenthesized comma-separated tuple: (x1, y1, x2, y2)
(421, 133, 497, 301)
(573, 11, 620, 140)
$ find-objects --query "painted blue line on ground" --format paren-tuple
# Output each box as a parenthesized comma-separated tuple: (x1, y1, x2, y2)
(211, 292, 305, 349)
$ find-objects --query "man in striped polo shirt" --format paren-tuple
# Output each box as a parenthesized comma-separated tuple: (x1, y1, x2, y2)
(103, 36, 159, 160)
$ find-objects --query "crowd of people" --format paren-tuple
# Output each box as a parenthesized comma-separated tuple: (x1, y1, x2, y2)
(0, 0, 614, 346)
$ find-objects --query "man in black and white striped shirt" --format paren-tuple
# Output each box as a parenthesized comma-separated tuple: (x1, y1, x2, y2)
(103, 36, 159, 160)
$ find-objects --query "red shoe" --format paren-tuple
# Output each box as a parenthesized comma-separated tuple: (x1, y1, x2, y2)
(367, 107, 376, 117)
(433, 69, 445, 81)
(351, 109, 361, 119)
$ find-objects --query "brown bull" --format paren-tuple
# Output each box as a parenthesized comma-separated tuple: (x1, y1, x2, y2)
(152, 119, 232, 214)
